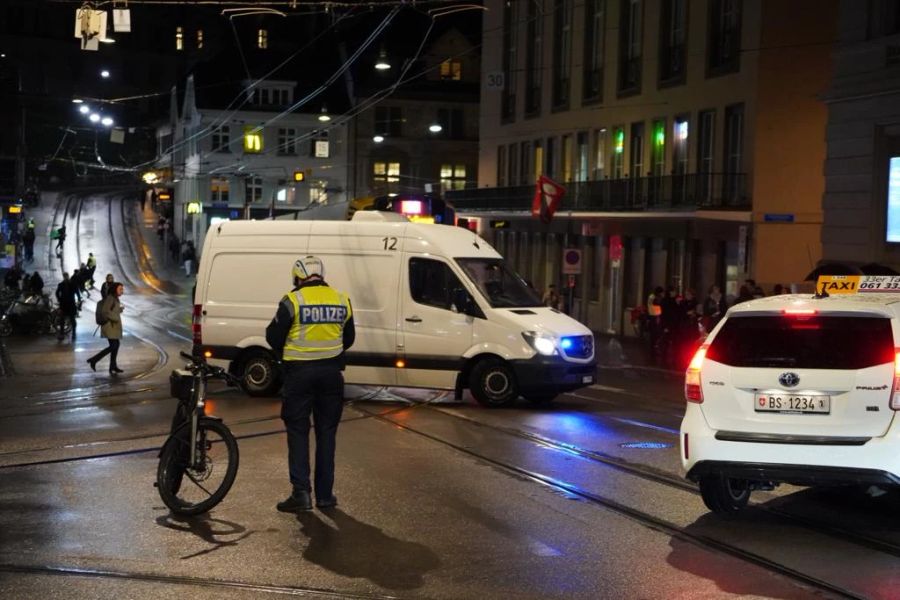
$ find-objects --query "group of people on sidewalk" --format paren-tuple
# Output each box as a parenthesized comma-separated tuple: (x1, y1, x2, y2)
(636, 279, 792, 368)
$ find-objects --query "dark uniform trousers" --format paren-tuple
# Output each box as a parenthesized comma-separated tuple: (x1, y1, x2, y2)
(281, 361, 344, 499)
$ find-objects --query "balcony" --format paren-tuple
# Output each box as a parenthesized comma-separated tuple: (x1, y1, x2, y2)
(446, 173, 750, 213)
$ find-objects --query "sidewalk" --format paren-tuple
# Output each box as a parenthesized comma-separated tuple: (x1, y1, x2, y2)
(592, 331, 684, 376)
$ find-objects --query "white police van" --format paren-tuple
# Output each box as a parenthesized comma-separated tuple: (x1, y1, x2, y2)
(681, 275, 900, 513)
(192, 211, 596, 405)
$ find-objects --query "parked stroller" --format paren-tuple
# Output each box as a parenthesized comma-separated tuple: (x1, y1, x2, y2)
(0, 292, 70, 337)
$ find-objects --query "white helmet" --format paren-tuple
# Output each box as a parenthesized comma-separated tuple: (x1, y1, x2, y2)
(292, 255, 325, 283)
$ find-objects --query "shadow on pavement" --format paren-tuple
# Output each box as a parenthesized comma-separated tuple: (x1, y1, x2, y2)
(154, 513, 260, 559)
(667, 512, 823, 599)
(296, 508, 440, 590)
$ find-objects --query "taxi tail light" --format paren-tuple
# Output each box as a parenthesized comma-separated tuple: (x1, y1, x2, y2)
(891, 351, 900, 410)
(192, 304, 203, 345)
(684, 345, 708, 403)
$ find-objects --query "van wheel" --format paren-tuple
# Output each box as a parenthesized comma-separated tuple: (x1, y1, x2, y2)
(469, 359, 518, 407)
(698, 475, 751, 514)
(240, 350, 281, 397)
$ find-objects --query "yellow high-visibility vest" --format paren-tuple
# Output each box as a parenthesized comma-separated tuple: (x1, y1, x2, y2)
(283, 286, 352, 362)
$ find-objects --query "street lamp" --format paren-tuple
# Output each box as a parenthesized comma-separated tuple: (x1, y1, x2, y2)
(89, 113, 100, 123)
(318, 106, 331, 123)
(373, 135, 384, 143)
(101, 116, 114, 127)
(374, 48, 391, 71)
(72, 98, 84, 104)
(78, 105, 90, 114)
(428, 123, 443, 133)
(100, 69, 110, 78)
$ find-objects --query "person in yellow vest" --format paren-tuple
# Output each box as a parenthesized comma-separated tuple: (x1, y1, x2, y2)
(266, 256, 355, 512)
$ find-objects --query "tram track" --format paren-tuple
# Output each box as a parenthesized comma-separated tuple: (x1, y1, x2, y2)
(0, 563, 403, 599)
(0, 384, 892, 597)
(350, 402, 865, 600)
(417, 402, 900, 561)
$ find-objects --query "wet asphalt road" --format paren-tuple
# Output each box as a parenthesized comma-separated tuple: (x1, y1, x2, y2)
(1, 192, 900, 599)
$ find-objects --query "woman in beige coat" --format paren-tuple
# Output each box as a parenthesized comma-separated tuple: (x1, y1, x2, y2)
(87, 282, 125, 374)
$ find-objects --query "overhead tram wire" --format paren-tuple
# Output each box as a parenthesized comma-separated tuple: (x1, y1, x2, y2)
(187, 5, 402, 172)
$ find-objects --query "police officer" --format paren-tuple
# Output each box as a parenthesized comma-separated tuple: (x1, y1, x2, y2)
(266, 256, 355, 512)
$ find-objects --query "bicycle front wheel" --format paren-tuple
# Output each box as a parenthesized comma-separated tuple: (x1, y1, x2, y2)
(156, 418, 239, 515)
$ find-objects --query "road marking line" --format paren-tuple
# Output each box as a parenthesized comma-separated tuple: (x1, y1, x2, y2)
(589, 384, 627, 393)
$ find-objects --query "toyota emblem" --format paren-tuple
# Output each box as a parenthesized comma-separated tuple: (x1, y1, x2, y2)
(779, 372, 800, 388)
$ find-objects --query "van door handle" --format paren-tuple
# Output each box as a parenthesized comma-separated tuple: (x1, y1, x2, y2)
(405, 316, 423, 323)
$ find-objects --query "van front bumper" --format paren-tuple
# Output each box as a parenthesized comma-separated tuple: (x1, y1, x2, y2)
(510, 356, 596, 396)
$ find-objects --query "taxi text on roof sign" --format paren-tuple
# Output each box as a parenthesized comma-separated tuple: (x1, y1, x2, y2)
(816, 275, 900, 294)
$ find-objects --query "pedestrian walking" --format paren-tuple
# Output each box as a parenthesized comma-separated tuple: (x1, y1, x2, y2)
(23, 228, 35, 262)
(86, 282, 125, 374)
(54, 225, 66, 257)
(182, 241, 197, 276)
(168, 235, 181, 264)
(71, 265, 87, 308)
(100, 273, 115, 299)
(55, 272, 78, 341)
(266, 256, 355, 512)
(86, 253, 97, 288)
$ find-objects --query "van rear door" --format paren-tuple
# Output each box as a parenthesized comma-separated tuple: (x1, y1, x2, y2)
(700, 313, 897, 438)
(397, 254, 474, 389)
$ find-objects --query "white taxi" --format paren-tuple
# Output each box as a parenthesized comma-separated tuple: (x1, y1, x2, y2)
(681, 275, 900, 513)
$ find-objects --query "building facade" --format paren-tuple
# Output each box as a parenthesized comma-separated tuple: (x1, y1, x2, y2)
(452, 0, 837, 334)
(158, 76, 350, 249)
(352, 28, 481, 198)
(821, 0, 900, 264)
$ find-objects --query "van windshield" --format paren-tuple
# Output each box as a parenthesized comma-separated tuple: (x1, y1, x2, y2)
(455, 258, 543, 308)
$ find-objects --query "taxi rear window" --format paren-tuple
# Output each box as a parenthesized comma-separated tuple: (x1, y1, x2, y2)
(706, 316, 894, 369)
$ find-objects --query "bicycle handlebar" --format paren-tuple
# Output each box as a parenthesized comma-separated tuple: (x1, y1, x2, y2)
(179, 351, 240, 386)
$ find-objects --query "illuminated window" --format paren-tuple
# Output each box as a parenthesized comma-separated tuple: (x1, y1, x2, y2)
(277, 128, 296, 155)
(440, 59, 462, 80)
(210, 177, 229, 202)
(176, 26, 184, 51)
(246, 177, 263, 203)
(258, 29, 268, 49)
(440, 164, 467, 192)
(373, 162, 400, 183)
(197, 29, 204, 49)
(243, 126, 263, 153)
(212, 126, 230, 153)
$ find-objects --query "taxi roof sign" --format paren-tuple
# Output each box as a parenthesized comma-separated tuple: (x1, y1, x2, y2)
(816, 275, 900, 294)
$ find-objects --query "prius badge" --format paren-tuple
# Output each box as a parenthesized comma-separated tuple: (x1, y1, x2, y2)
(779, 372, 800, 388)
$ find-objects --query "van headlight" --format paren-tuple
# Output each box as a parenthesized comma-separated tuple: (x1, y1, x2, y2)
(522, 331, 556, 356)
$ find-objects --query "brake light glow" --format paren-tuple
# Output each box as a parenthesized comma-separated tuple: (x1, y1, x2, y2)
(399, 200, 423, 215)
(783, 308, 817, 316)
(685, 344, 708, 403)
(192, 304, 203, 345)
(891, 351, 900, 410)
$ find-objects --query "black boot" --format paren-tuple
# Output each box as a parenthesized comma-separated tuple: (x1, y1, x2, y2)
(277, 489, 312, 513)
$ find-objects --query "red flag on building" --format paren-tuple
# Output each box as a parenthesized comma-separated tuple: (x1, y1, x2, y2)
(531, 175, 566, 224)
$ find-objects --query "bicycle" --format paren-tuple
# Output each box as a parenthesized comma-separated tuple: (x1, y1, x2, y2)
(156, 352, 240, 515)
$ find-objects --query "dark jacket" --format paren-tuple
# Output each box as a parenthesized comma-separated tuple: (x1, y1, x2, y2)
(265, 279, 355, 369)
(55, 280, 78, 314)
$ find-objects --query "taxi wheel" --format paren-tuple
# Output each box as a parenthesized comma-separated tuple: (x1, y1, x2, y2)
(240, 350, 282, 397)
(699, 475, 751, 514)
(470, 359, 518, 408)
